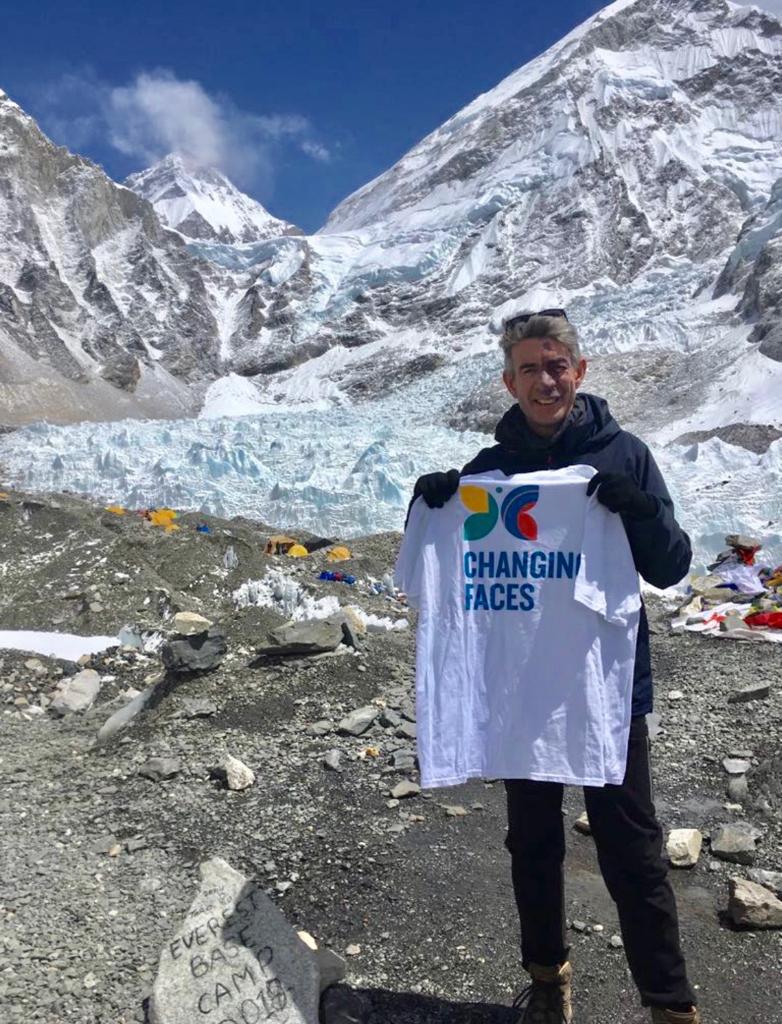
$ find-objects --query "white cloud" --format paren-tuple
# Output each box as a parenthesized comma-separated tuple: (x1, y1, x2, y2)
(300, 139, 332, 163)
(34, 68, 330, 193)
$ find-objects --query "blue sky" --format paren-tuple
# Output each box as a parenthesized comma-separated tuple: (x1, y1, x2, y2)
(4, 0, 782, 232)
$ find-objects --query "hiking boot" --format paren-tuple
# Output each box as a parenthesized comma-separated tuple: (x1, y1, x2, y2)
(650, 1008, 702, 1023)
(512, 961, 573, 1023)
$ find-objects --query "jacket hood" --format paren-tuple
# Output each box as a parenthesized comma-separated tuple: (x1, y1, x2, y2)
(494, 393, 622, 456)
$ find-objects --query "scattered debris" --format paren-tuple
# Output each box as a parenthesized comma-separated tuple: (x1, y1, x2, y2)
(671, 534, 782, 643)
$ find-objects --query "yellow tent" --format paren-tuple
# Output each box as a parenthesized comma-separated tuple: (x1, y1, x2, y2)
(287, 543, 309, 558)
(326, 545, 351, 562)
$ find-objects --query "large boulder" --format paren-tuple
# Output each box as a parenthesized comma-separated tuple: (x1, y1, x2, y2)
(149, 858, 321, 1023)
(261, 615, 345, 657)
(162, 627, 226, 673)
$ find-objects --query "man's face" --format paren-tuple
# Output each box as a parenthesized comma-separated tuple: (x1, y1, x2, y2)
(502, 336, 587, 438)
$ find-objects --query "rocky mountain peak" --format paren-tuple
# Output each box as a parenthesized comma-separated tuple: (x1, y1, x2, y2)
(125, 153, 302, 245)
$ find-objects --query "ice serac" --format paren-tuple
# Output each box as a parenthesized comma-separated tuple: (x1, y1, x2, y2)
(126, 154, 302, 245)
(0, 90, 224, 426)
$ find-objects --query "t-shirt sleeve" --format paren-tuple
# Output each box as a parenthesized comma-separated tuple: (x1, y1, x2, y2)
(394, 497, 429, 606)
(575, 492, 641, 626)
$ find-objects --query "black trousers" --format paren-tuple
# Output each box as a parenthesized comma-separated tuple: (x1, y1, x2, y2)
(504, 717, 696, 1009)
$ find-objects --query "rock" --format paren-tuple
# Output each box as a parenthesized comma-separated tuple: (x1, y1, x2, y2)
(161, 628, 226, 673)
(340, 617, 362, 650)
(263, 616, 345, 657)
(307, 720, 334, 737)
(390, 749, 417, 772)
(390, 780, 420, 799)
(646, 712, 662, 740)
(172, 611, 213, 636)
(571, 920, 587, 932)
(609, 934, 624, 949)
(323, 750, 342, 772)
(218, 755, 255, 791)
(395, 721, 417, 741)
(747, 869, 782, 896)
(444, 804, 468, 817)
(379, 708, 402, 729)
(727, 775, 749, 802)
(49, 669, 101, 715)
(89, 834, 120, 855)
(337, 706, 378, 736)
(148, 857, 320, 1023)
(728, 877, 782, 929)
(573, 812, 591, 835)
(24, 657, 47, 676)
(722, 758, 752, 775)
(296, 931, 346, 992)
(95, 683, 157, 744)
(179, 697, 217, 718)
(710, 822, 760, 865)
(223, 546, 239, 570)
(139, 757, 182, 782)
(666, 828, 703, 867)
(320, 986, 372, 1024)
(728, 683, 771, 703)
(667, 690, 684, 701)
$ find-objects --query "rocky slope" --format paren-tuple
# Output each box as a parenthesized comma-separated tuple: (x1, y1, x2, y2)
(0, 487, 781, 1023)
(0, 90, 224, 426)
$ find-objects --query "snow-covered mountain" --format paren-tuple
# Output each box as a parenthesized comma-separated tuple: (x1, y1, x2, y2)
(1, 0, 782, 566)
(126, 154, 302, 245)
(0, 88, 228, 426)
(206, 0, 782, 449)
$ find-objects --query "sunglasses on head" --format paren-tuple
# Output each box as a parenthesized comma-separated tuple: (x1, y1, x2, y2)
(504, 308, 569, 332)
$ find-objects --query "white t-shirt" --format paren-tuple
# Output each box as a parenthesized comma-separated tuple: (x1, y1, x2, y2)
(395, 466, 641, 789)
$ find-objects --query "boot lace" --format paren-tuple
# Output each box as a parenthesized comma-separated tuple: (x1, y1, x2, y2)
(512, 979, 569, 1023)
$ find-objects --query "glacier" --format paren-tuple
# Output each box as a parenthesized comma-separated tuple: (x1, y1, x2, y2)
(1, 352, 780, 573)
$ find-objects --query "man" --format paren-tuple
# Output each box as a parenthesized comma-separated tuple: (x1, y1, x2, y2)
(412, 310, 699, 1024)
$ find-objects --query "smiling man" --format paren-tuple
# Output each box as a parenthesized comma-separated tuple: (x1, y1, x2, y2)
(411, 310, 699, 1024)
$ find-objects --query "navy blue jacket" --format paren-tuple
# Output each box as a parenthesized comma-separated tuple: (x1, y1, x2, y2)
(458, 393, 691, 716)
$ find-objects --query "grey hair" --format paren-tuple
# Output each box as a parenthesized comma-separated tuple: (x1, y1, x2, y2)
(500, 314, 582, 372)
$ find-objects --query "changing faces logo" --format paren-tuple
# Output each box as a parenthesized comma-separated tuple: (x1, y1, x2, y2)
(460, 484, 539, 542)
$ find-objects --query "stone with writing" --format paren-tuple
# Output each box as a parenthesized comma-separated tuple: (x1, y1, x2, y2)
(149, 857, 320, 1024)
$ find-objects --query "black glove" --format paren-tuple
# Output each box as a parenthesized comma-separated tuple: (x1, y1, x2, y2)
(586, 472, 657, 520)
(413, 469, 460, 508)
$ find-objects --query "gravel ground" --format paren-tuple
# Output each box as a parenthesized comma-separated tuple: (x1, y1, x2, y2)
(0, 489, 780, 1023)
